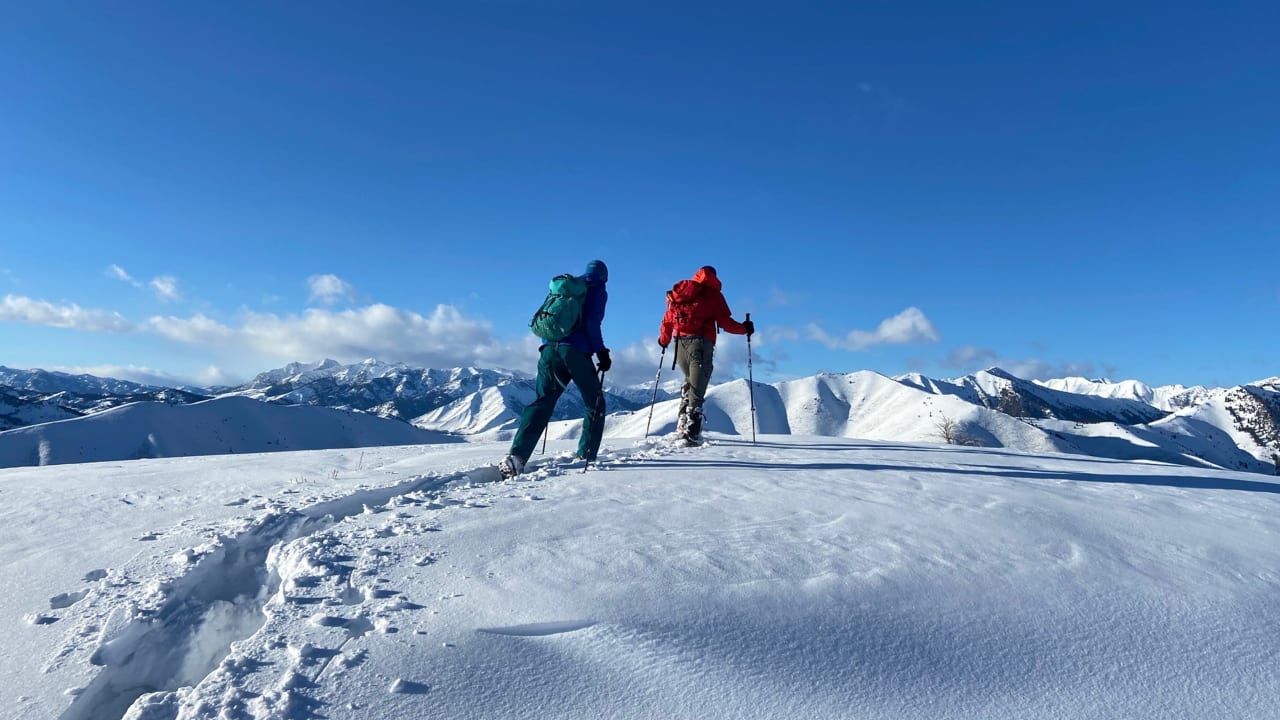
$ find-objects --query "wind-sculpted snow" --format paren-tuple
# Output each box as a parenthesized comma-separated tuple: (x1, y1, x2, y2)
(4, 436, 1279, 719)
(0, 396, 459, 469)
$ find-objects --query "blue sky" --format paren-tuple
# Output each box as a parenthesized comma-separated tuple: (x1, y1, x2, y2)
(2, 1, 1277, 390)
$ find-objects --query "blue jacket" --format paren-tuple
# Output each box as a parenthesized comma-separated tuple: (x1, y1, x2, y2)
(560, 264, 608, 354)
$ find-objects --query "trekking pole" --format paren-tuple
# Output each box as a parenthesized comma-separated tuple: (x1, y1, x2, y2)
(585, 369, 606, 474)
(644, 346, 666, 438)
(745, 313, 757, 445)
(540, 427, 548, 455)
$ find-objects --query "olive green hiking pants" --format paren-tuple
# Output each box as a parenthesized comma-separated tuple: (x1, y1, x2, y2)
(675, 336, 714, 427)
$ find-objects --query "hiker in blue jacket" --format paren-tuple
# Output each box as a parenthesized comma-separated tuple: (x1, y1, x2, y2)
(500, 260, 611, 478)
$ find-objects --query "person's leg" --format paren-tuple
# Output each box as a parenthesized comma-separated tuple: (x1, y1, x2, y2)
(675, 339, 695, 433)
(508, 346, 571, 463)
(563, 347, 605, 460)
(682, 339, 714, 439)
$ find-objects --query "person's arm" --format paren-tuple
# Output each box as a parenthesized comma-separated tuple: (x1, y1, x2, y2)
(713, 292, 748, 335)
(584, 286, 608, 353)
(658, 305, 674, 348)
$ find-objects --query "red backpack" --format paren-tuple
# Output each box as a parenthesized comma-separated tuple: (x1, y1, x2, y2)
(667, 279, 711, 337)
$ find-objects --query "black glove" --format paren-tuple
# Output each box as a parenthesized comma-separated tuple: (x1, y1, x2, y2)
(658, 340, 669, 350)
(742, 319, 755, 337)
(596, 349, 612, 373)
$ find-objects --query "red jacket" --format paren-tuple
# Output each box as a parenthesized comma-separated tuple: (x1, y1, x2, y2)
(659, 267, 748, 346)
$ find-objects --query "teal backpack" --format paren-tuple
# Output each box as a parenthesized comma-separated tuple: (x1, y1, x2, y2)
(529, 274, 588, 341)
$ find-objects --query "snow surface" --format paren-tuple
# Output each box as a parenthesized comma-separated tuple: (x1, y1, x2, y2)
(0, 396, 457, 469)
(4, 434, 1279, 719)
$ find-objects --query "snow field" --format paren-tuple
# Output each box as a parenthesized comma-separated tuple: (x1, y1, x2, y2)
(4, 436, 1279, 719)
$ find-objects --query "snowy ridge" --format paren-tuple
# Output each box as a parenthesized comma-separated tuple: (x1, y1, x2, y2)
(0, 368, 210, 432)
(0, 396, 458, 469)
(0, 365, 158, 396)
(1153, 385, 1280, 472)
(225, 359, 645, 427)
(551, 370, 1275, 474)
(227, 360, 531, 422)
(5, 360, 1280, 475)
(918, 368, 1168, 425)
(411, 385, 534, 437)
(1, 387, 82, 431)
(5, 436, 1279, 719)
(1036, 375, 1214, 412)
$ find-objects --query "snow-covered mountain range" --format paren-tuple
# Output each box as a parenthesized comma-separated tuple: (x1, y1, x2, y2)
(222, 359, 651, 428)
(0, 365, 210, 431)
(2, 360, 1277, 475)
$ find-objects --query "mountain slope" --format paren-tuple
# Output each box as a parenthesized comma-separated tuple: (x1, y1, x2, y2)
(1150, 384, 1280, 473)
(0, 396, 457, 469)
(4, 361, 1278, 475)
(0, 388, 82, 431)
(900, 368, 1169, 425)
(1036, 376, 1212, 412)
(0, 365, 156, 395)
(430, 368, 1280, 475)
(412, 385, 536, 437)
(0, 366, 211, 431)
(228, 358, 644, 426)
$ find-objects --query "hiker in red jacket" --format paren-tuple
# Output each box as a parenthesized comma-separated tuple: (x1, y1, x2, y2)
(658, 266, 754, 444)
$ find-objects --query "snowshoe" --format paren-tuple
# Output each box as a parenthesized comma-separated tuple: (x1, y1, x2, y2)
(498, 454, 526, 480)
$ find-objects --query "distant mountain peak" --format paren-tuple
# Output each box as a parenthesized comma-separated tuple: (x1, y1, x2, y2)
(978, 367, 1020, 381)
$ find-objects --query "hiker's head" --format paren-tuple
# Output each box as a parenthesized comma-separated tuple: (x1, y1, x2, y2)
(692, 265, 718, 284)
(584, 259, 608, 284)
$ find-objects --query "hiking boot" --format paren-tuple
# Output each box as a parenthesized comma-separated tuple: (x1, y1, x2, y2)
(498, 454, 525, 480)
(686, 410, 703, 438)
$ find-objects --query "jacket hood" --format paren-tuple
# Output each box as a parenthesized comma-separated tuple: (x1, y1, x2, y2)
(692, 266, 722, 291)
(584, 260, 608, 284)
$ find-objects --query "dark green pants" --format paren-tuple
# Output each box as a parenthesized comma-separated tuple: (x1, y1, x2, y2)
(509, 344, 606, 463)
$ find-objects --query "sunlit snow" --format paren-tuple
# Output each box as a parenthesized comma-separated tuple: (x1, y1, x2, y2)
(3, 431, 1277, 719)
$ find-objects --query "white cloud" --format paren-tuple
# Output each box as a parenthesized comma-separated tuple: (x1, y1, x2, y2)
(147, 313, 236, 345)
(307, 274, 356, 306)
(110, 264, 183, 302)
(107, 264, 142, 287)
(193, 366, 237, 386)
(148, 303, 522, 371)
(0, 294, 134, 332)
(807, 307, 940, 351)
(149, 276, 181, 302)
